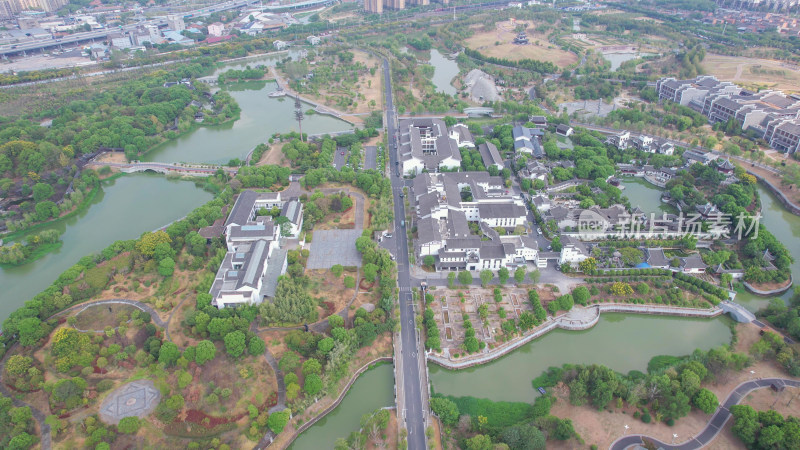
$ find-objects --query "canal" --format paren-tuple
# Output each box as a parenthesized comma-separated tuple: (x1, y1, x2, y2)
(429, 49, 458, 96)
(289, 364, 395, 450)
(429, 314, 732, 402)
(0, 173, 212, 324)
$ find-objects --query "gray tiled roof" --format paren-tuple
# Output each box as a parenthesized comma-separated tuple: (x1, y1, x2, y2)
(226, 190, 258, 227)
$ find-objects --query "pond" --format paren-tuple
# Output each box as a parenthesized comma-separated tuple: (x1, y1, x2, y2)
(142, 80, 353, 165)
(429, 314, 732, 402)
(0, 173, 212, 324)
(622, 178, 677, 216)
(142, 52, 352, 165)
(429, 49, 458, 96)
(289, 363, 395, 450)
(602, 52, 654, 71)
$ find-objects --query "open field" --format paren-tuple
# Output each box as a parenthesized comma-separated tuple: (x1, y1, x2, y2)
(702, 53, 800, 92)
(464, 21, 578, 68)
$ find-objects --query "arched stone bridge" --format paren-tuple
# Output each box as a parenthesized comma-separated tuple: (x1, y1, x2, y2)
(88, 161, 238, 177)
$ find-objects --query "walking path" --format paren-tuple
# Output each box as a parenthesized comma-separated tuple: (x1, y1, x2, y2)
(610, 378, 800, 450)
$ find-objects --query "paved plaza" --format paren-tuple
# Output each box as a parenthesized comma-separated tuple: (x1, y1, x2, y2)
(99, 379, 160, 425)
(306, 229, 363, 269)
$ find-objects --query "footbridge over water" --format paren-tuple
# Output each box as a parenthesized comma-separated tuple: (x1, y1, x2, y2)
(88, 161, 238, 177)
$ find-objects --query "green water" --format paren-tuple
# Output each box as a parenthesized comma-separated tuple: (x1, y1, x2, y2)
(429, 314, 732, 402)
(0, 173, 212, 324)
(733, 184, 800, 312)
(622, 178, 676, 216)
(429, 49, 458, 96)
(144, 52, 352, 165)
(289, 364, 395, 450)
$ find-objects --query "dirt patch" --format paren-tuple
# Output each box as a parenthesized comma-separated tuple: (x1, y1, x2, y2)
(702, 53, 800, 92)
(745, 162, 800, 207)
(307, 268, 358, 320)
(94, 152, 128, 164)
(465, 21, 578, 68)
(73, 303, 139, 332)
(257, 142, 292, 167)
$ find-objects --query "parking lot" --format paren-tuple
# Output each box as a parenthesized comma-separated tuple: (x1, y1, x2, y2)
(364, 145, 378, 170)
(306, 229, 363, 269)
(332, 147, 349, 170)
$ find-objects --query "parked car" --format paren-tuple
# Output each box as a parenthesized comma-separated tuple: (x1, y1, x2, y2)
(400, 220, 405, 227)
(340, 151, 345, 155)
(547, 245, 552, 250)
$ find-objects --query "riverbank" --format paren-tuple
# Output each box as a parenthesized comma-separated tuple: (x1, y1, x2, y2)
(428, 304, 724, 370)
(743, 275, 794, 296)
(750, 170, 800, 217)
(0, 173, 118, 242)
(268, 358, 393, 449)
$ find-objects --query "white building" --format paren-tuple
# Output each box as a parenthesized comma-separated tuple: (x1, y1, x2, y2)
(398, 118, 462, 175)
(209, 190, 303, 308)
(208, 22, 225, 37)
(307, 35, 321, 45)
(558, 236, 588, 266)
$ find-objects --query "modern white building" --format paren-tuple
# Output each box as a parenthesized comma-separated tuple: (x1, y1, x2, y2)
(209, 190, 303, 308)
(558, 236, 588, 266)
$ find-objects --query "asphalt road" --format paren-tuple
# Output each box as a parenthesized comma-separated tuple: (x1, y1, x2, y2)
(610, 378, 800, 450)
(383, 57, 428, 450)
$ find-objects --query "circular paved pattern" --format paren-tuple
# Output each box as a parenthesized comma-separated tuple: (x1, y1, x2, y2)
(99, 379, 160, 425)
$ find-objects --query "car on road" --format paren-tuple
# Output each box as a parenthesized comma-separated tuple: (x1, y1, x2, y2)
(396, 171, 401, 177)
(399, 192, 404, 198)
(340, 151, 345, 155)
(400, 220, 405, 227)
(537, 228, 541, 234)
(384, 233, 392, 238)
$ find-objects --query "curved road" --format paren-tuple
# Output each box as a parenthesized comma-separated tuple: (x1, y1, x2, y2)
(610, 377, 800, 450)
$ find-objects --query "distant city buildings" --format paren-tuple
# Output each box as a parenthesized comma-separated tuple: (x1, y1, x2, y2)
(166, 14, 186, 32)
(656, 75, 800, 153)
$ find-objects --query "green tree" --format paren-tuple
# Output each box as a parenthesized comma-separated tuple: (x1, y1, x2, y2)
(302, 358, 322, 376)
(572, 286, 590, 305)
(224, 330, 247, 358)
(157, 257, 175, 277)
(195, 340, 216, 365)
(458, 271, 473, 286)
(32, 182, 54, 202)
(248, 336, 266, 356)
(479, 270, 493, 287)
(514, 267, 526, 284)
(331, 264, 343, 277)
(430, 397, 459, 425)
(279, 351, 301, 372)
(693, 388, 718, 414)
(318, 337, 335, 355)
(498, 267, 510, 284)
(268, 410, 291, 434)
(500, 424, 546, 450)
(17, 317, 45, 346)
(465, 434, 493, 450)
(423, 255, 435, 267)
(117, 416, 141, 434)
(304, 373, 323, 396)
(447, 271, 456, 288)
(158, 342, 180, 366)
